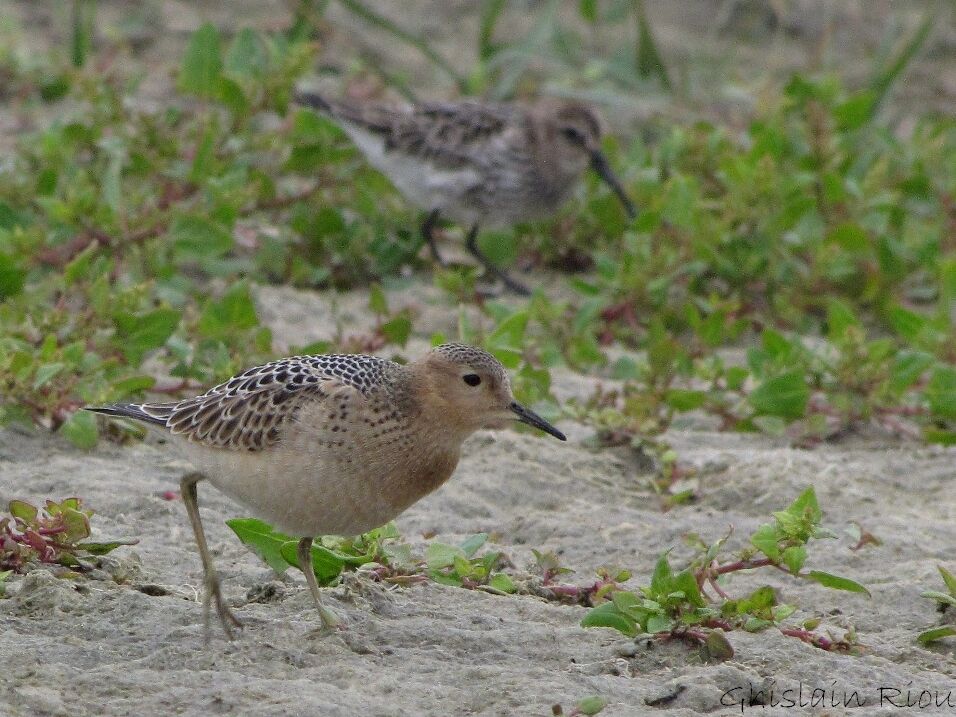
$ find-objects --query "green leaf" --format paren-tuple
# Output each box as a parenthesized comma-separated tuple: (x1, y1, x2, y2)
(0, 252, 26, 298)
(939, 566, 956, 597)
(671, 569, 705, 608)
(926, 367, 956, 420)
(198, 283, 260, 339)
(917, 626, 956, 645)
(786, 486, 821, 523)
(114, 308, 181, 364)
(189, 127, 217, 182)
(575, 696, 607, 716)
(368, 284, 388, 315)
(920, 590, 956, 608)
(9, 500, 38, 523)
(60, 410, 99, 449)
(750, 523, 781, 560)
(806, 571, 870, 596)
(171, 215, 234, 259)
(380, 314, 412, 347)
(826, 299, 860, 340)
(225, 28, 267, 76)
(581, 602, 638, 636)
(216, 76, 249, 116)
(426, 542, 465, 570)
(634, 0, 670, 88)
(488, 573, 516, 593)
(664, 389, 707, 411)
(179, 23, 223, 97)
(649, 553, 672, 596)
(748, 371, 809, 420)
(33, 362, 65, 390)
(278, 539, 347, 584)
(76, 539, 139, 555)
(459, 533, 488, 558)
(781, 545, 807, 574)
(226, 518, 292, 574)
(487, 310, 528, 349)
(578, 0, 598, 23)
(61, 508, 91, 542)
(646, 613, 672, 634)
(704, 631, 735, 661)
(890, 351, 934, 393)
(834, 90, 875, 130)
(110, 375, 157, 396)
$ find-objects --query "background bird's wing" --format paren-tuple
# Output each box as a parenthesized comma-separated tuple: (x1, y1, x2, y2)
(105, 355, 392, 452)
(324, 99, 517, 168)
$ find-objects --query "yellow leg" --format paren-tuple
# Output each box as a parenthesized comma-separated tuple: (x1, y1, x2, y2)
(296, 536, 342, 632)
(180, 472, 242, 640)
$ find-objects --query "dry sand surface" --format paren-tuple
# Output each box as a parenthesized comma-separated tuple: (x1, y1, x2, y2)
(3, 284, 956, 717)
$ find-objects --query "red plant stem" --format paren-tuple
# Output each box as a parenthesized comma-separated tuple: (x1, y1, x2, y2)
(34, 526, 68, 537)
(779, 627, 833, 650)
(712, 557, 775, 575)
(708, 576, 731, 599)
(658, 628, 707, 645)
(702, 618, 734, 631)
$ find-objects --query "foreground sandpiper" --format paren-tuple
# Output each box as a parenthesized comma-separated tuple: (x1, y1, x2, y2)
(87, 344, 565, 638)
(296, 91, 636, 294)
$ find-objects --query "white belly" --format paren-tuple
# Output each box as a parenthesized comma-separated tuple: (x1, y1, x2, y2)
(174, 420, 460, 537)
(343, 124, 481, 215)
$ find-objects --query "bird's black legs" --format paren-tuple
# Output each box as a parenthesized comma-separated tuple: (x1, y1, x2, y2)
(421, 209, 445, 265)
(464, 224, 530, 296)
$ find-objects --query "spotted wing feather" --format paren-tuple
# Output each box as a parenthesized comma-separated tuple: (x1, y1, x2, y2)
(91, 354, 395, 452)
(308, 95, 518, 169)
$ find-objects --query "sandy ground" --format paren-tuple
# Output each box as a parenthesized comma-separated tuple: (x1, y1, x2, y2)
(3, 284, 956, 717)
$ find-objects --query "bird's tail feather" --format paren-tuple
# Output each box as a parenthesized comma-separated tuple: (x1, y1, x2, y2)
(84, 403, 171, 427)
(293, 89, 333, 114)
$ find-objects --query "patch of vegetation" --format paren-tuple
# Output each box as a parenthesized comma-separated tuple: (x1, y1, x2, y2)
(551, 695, 608, 717)
(1, 9, 952, 458)
(917, 566, 956, 645)
(0, 497, 136, 574)
(581, 487, 867, 655)
(228, 518, 515, 594)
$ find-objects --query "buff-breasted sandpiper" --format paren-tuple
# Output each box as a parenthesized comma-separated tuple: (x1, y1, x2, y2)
(87, 344, 565, 638)
(294, 92, 636, 294)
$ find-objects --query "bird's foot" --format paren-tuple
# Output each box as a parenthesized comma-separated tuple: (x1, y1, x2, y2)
(203, 572, 243, 641)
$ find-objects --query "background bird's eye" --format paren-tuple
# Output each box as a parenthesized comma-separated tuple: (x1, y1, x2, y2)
(462, 374, 481, 387)
(561, 126, 583, 143)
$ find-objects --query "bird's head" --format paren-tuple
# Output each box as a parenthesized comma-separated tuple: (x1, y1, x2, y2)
(410, 343, 566, 441)
(536, 100, 636, 219)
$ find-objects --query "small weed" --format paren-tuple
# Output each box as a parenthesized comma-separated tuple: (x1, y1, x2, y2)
(917, 566, 956, 645)
(581, 487, 867, 655)
(228, 518, 515, 593)
(551, 695, 608, 716)
(0, 497, 136, 573)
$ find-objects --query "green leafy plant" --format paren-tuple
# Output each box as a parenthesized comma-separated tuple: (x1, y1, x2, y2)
(226, 518, 419, 586)
(917, 566, 956, 645)
(551, 695, 607, 716)
(0, 497, 136, 572)
(228, 517, 518, 595)
(581, 487, 867, 654)
(425, 533, 516, 594)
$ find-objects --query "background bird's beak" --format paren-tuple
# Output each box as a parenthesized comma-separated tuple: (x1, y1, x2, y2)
(509, 402, 566, 441)
(590, 149, 637, 219)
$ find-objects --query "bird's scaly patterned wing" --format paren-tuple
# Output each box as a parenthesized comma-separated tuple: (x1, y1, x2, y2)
(132, 354, 394, 451)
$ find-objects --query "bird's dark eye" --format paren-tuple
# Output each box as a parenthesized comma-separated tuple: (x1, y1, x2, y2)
(462, 374, 481, 387)
(561, 126, 584, 143)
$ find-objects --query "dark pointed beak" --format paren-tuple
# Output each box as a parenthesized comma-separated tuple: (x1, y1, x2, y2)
(509, 402, 566, 441)
(590, 149, 636, 219)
